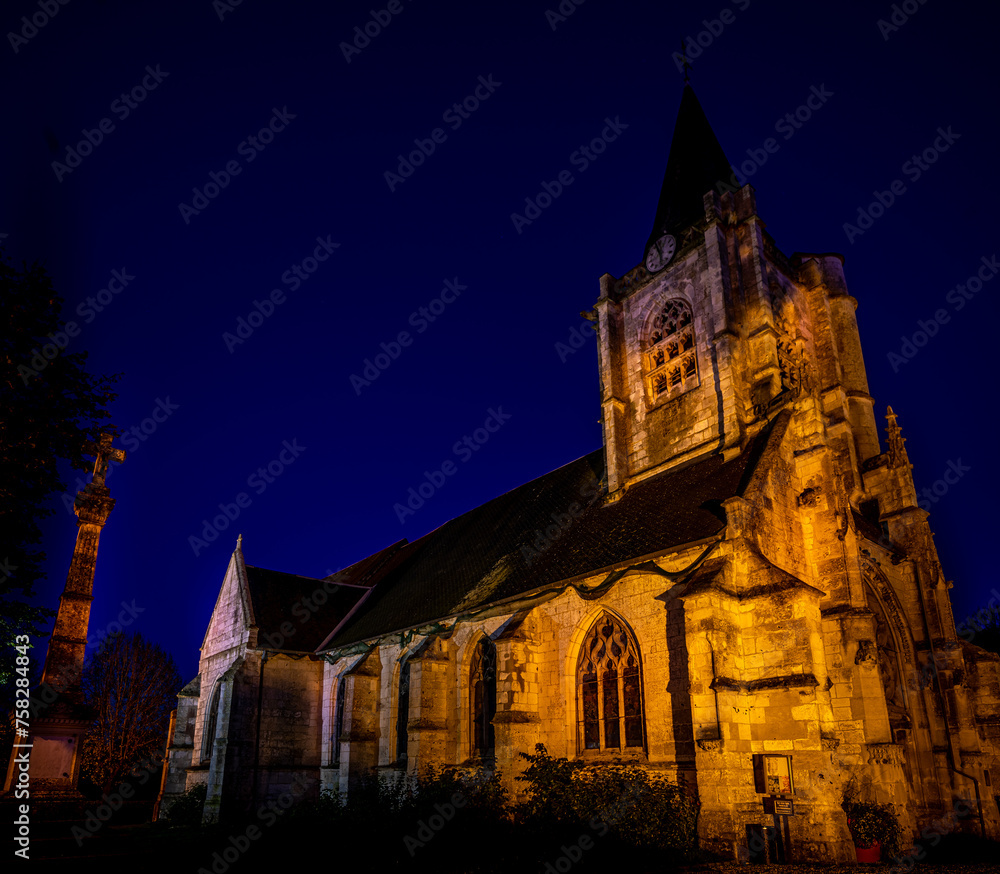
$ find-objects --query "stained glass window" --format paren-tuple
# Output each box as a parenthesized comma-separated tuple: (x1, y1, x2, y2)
(577, 614, 645, 752)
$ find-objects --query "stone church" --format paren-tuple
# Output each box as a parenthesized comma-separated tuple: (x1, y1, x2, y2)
(157, 85, 1000, 862)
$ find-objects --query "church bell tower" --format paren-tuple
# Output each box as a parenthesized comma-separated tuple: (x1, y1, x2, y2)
(593, 84, 880, 499)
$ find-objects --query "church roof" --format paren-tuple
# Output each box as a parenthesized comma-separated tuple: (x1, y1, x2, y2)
(322, 428, 770, 649)
(644, 84, 733, 257)
(242, 565, 371, 652)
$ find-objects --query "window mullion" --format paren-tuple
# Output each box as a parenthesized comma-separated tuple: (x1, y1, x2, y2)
(597, 669, 605, 748)
(618, 669, 626, 751)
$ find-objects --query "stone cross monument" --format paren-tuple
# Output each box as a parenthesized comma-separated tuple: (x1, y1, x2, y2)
(3, 433, 125, 798)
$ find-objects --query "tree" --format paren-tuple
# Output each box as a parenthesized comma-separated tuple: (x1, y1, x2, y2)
(79, 632, 182, 794)
(0, 251, 119, 682)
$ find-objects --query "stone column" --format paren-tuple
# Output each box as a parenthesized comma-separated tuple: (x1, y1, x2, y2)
(493, 618, 541, 801)
(406, 638, 451, 776)
(4, 435, 125, 799)
(340, 649, 381, 796)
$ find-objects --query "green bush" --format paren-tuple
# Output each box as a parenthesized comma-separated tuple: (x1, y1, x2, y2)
(517, 744, 700, 852)
(258, 752, 699, 869)
(164, 783, 207, 827)
(844, 800, 904, 858)
(285, 787, 344, 820)
(418, 765, 510, 821)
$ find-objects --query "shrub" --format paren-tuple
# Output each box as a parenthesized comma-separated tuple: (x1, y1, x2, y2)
(164, 783, 207, 827)
(845, 800, 904, 858)
(418, 765, 510, 821)
(286, 788, 343, 821)
(517, 744, 699, 852)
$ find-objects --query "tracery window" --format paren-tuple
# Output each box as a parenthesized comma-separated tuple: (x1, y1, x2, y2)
(577, 613, 645, 752)
(643, 298, 698, 402)
(470, 637, 497, 762)
(395, 660, 410, 764)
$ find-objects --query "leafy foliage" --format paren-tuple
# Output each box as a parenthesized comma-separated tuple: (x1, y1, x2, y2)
(186, 753, 699, 872)
(516, 742, 585, 823)
(165, 783, 207, 827)
(258, 766, 512, 873)
(517, 744, 699, 852)
(842, 780, 903, 859)
(0, 252, 119, 681)
(80, 632, 182, 793)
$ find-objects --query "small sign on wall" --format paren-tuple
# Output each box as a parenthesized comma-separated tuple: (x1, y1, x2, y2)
(753, 753, 794, 796)
(763, 796, 796, 815)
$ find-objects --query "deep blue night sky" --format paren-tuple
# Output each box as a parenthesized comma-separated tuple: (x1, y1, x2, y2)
(5, 0, 998, 682)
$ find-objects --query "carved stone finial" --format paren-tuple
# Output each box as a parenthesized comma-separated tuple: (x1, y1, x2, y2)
(885, 407, 910, 470)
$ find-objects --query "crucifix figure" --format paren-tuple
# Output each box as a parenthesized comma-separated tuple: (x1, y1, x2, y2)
(91, 432, 126, 488)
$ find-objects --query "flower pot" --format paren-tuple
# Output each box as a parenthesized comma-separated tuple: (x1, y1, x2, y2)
(854, 841, 881, 863)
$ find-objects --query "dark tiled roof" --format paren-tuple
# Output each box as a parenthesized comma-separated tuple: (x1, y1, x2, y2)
(323, 429, 770, 649)
(326, 540, 405, 588)
(243, 565, 369, 652)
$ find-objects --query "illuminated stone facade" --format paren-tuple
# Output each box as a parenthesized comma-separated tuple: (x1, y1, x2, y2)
(158, 87, 1000, 862)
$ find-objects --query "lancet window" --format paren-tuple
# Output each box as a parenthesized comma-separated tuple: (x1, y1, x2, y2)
(201, 681, 221, 764)
(332, 676, 346, 767)
(396, 660, 410, 764)
(470, 637, 497, 761)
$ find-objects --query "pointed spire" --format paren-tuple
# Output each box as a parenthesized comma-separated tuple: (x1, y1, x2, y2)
(679, 40, 692, 84)
(236, 533, 243, 551)
(886, 406, 911, 469)
(644, 84, 733, 259)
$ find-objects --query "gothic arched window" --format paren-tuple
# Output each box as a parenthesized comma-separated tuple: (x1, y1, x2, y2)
(395, 660, 410, 764)
(577, 613, 645, 752)
(332, 676, 346, 767)
(470, 637, 497, 762)
(643, 298, 698, 402)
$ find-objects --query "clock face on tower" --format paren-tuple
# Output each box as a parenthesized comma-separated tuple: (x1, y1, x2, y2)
(644, 233, 676, 273)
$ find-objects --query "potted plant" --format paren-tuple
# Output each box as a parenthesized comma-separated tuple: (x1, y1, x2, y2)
(844, 800, 903, 863)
